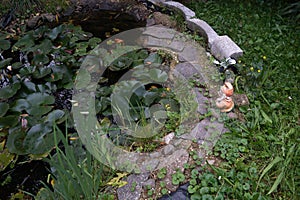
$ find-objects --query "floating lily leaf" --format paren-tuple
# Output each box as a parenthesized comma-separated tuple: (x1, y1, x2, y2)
(0, 58, 12, 69)
(96, 86, 112, 97)
(0, 82, 21, 100)
(30, 39, 53, 55)
(12, 62, 23, 69)
(0, 115, 19, 129)
(27, 93, 55, 105)
(149, 68, 168, 82)
(0, 39, 11, 50)
(13, 32, 35, 51)
(22, 81, 37, 93)
(45, 110, 66, 124)
(10, 99, 30, 112)
(46, 24, 65, 40)
(109, 57, 133, 71)
(32, 54, 50, 66)
(144, 91, 161, 106)
(96, 97, 111, 114)
(26, 93, 55, 116)
(0, 102, 9, 117)
(19, 65, 36, 76)
(6, 127, 28, 155)
(33, 67, 52, 78)
(23, 124, 54, 154)
(144, 52, 162, 64)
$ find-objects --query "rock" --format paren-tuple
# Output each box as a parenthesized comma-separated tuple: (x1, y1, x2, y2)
(233, 93, 250, 106)
(117, 173, 150, 200)
(152, 12, 177, 28)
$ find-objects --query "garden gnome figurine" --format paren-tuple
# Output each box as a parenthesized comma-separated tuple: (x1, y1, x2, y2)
(216, 81, 234, 112)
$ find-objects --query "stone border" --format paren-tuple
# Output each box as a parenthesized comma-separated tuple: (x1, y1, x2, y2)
(148, 0, 243, 61)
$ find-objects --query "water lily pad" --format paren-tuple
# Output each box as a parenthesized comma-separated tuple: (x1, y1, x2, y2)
(33, 67, 52, 78)
(6, 128, 28, 155)
(45, 110, 66, 124)
(10, 99, 30, 112)
(26, 93, 55, 116)
(149, 68, 168, 82)
(32, 54, 50, 66)
(0, 58, 12, 69)
(144, 52, 162, 64)
(46, 24, 65, 40)
(13, 32, 35, 51)
(109, 57, 133, 71)
(0, 115, 19, 128)
(0, 82, 21, 100)
(0, 39, 11, 50)
(23, 124, 54, 154)
(0, 102, 9, 117)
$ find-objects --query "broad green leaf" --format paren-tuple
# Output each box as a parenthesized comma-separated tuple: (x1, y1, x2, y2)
(10, 99, 30, 112)
(0, 39, 10, 50)
(27, 105, 53, 116)
(22, 81, 37, 93)
(33, 67, 52, 78)
(6, 128, 28, 155)
(0, 82, 21, 99)
(144, 52, 162, 64)
(46, 24, 65, 40)
(109, 57, 133, 71)
(24, 124, 54, 154)
(45, 110, 66, 124)
(149, 68, 168, 82)
(0, 115, 19, 128)
(32, 54, 50, 66)
(26, 93, 55, 105)
(0, 58, 12, 69)
(12, 62, 23, 69)
(144, 91, 161, 106)
(0, 102, 9, 117)
(36, 39, 53, 54)
(13, 32, 35, 51)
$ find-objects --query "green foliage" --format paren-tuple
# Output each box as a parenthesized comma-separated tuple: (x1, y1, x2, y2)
(36, 125, 115, 200)
(0, 24, 100, 157)
(188, 0, 300, 199)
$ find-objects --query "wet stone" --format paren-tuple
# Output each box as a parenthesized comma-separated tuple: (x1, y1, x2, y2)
(143, 26, 175, 39)
(117, 173, 150, 200)
(139, 158, 160, 172)
(194, 89, 209, 115)
(174, 62, 198, 79)
(162, 144, 175, 155)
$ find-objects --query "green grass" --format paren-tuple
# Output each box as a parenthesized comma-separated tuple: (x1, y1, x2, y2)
(186, 0, 300, 199)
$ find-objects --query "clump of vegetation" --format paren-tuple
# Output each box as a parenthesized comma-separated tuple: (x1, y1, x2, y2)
(186, 0, 300, 199)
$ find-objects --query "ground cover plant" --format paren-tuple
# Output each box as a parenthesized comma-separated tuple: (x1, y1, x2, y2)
(186, 0, 299, 199)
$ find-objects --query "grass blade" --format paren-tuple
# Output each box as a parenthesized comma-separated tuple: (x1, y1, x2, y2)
(257, 156, 283, 188)
(267, 170, 285, 195)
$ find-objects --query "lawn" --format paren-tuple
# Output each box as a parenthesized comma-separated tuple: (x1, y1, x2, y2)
(186, 0, 299, 199)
